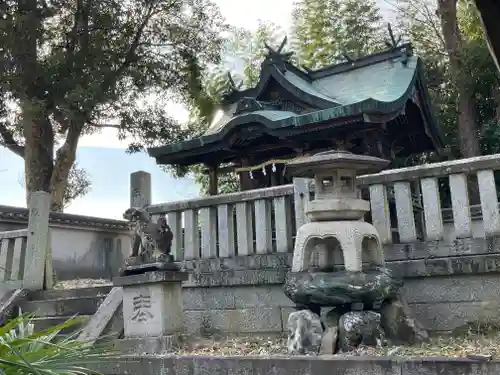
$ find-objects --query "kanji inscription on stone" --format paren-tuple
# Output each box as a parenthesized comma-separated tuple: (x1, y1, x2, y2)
(131, 293, 153, 322)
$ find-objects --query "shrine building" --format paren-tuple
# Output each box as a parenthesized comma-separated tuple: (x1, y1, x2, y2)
(148, 39, 443, 195)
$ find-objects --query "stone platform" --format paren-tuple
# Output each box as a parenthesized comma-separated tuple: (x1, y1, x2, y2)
(90, 355, 500, 375)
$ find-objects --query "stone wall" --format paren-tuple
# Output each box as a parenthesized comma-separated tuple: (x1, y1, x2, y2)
(178, 236, 500, 335)
(92, 356, 500, 375)
(0, 205, 130, 279)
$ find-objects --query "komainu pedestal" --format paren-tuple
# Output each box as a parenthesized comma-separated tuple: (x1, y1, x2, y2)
(114, 271, 188, 338)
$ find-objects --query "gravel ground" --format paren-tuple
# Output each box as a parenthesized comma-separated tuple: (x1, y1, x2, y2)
(169, 330, 500, 359)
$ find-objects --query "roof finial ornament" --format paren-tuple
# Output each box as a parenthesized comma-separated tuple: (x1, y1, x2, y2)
(264, 36, 294, 62)
(221, 72, 243, 101)
(385, 23, 403, 49)
(227, 72, 243, 92)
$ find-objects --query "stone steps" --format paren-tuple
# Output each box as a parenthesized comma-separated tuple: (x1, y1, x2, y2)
(23, 286, 112, 335)
(31, 315, 92, 334)
(29, 286, 112, 301)
(21, 296, 106, 317)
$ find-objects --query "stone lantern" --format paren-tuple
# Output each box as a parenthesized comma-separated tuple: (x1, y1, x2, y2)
(286, 150, 389, 273)
(283, 149, 428, 355)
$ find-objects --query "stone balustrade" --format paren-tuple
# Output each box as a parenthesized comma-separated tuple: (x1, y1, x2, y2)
(145, 184, 297, 261)
(357, 153, 500, 244)
(0, 229, 28, 289)
(0, 191, 51, 291)
(131, 154, 500, 262)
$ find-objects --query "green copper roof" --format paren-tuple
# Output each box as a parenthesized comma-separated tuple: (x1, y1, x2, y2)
(148, 43, 443, 165)
(312, 55, 417, 104)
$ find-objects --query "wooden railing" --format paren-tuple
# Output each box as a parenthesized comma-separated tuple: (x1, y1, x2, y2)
(357, 153, 500, 244)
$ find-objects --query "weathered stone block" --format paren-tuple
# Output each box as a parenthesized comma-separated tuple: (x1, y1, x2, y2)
(380, 297, 428, 345)
(338, 311, 384, 352)
(114, 271, 188, 338)
(287, 310, 323, 354)
(183, 307, 283, 336)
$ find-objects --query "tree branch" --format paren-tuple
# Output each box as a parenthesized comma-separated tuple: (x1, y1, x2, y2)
(0, 121, 24, 158)
(101, 2, 160, 92)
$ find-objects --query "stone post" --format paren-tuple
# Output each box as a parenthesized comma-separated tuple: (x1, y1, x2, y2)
(130, 171, 151, 208)
(113, 271, 188, 353)
(23, 191, 51, 291)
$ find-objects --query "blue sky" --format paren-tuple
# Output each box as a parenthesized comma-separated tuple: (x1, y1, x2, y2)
(0, 0, 395, 219)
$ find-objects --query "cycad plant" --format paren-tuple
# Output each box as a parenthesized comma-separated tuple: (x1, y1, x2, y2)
(0, 313, 113, 375)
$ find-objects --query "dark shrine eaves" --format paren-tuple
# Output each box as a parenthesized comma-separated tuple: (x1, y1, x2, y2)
(148, 35, 444, 167)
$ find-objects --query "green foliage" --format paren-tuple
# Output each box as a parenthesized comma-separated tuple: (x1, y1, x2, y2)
(292, 0, 384, 68)
(170, 22, 286, 195)
(64, 164, 92, 209)
(185, 2, 386, 195)
(0, 0, 226, 206)
(0, 313, 113, 375)
(390, 0, 500, 159)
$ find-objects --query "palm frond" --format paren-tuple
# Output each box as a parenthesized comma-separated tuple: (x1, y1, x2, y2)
(0, 312, 117, 375)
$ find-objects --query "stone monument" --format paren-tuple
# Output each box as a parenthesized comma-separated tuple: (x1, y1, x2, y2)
(284, 149, 428, 354)
(113, 207, 188, 353)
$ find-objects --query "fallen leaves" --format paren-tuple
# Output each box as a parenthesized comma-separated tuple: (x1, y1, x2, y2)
(167, 330, 500, 359)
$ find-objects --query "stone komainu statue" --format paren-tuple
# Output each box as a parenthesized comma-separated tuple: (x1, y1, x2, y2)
(123, 207, 174, 263)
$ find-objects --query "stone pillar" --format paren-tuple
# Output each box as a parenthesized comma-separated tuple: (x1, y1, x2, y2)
(113, 271, 188, 353)
(130, 171, 151, 208)
(23, 191, 51, 291)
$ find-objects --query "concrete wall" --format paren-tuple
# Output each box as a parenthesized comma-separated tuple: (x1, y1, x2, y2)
(50, 226, 130, 280)
(0, 206, 130, 280)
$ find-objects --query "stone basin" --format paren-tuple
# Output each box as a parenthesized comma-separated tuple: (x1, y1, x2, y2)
(284, 267, 402, 308)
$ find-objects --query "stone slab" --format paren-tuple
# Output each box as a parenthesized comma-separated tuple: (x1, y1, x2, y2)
(383, 237, 500, 262)
(89, 356, 500, 375)
(183, 285, 293, 311)
(112, 335, 180, 355)
(77, 287, 123, 345)
(121, 260, 179, 276)
(181, 253, 292, 273)
(113, 270, 188, 287)
(410, 300, 500, 332)
(0, 289, 27, 325)
(183, 307, 283, 336)
(29, 286, 112, 301)
(402, 274, 500, 304)
(184, 269, 286, 287)
(21, 296, 105, 317)
(387, 253, 500, 279)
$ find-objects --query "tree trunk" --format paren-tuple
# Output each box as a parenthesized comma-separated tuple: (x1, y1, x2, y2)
(22, 107, 83, 212)
(475, 0, 500, 73)
(22, 110, 55, 205)
(49, 126, 83, 212)
(437, 0, 480, 158)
